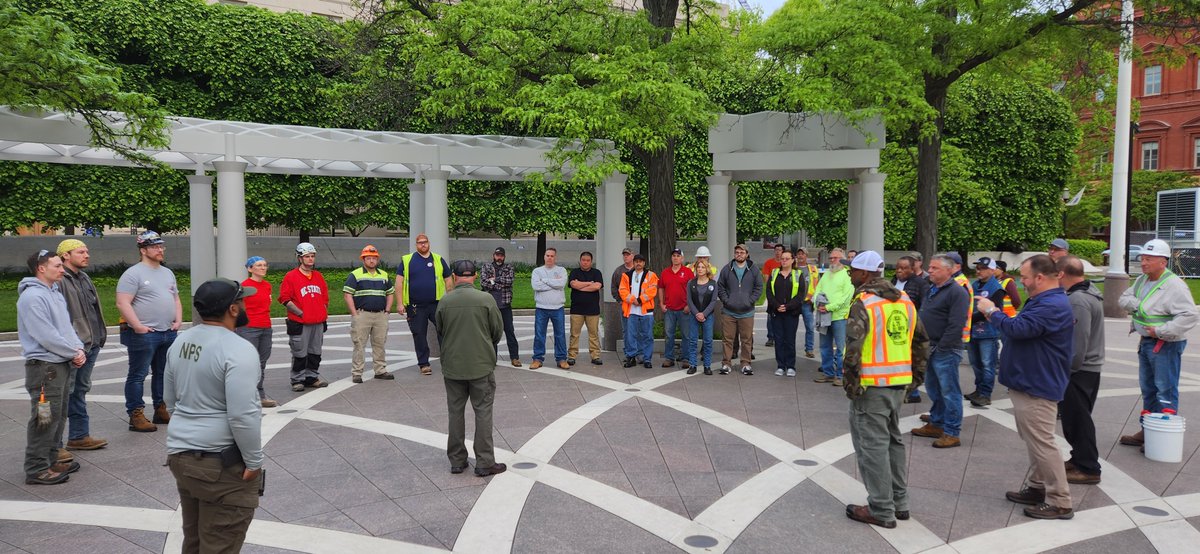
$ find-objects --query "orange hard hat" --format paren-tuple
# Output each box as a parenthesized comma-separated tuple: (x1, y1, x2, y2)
(360, 245, 380, 259)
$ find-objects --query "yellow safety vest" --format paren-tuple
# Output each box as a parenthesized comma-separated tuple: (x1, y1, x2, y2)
(804, 264, 819, 301)
(769, 268, 800, 299)
(954, 273, 974, 343)
(400, 252, 446, 305)
(1131, 270, 1177, 327)
(858, 291, 917, 387)
(998, 277, 1018, 317)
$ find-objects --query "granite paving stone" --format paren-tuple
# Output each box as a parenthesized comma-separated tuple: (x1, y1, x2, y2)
(513, 484, 679, 553)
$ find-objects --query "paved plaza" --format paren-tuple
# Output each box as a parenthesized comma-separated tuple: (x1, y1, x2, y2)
(0, 313, 1198, 553)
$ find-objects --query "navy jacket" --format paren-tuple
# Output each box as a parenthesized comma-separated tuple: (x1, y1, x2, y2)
(992, 287, 1074, 401)
(919, 278, 969, 352)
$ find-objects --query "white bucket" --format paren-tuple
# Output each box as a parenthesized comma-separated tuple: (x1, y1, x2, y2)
(1143, 413, 1187, 463)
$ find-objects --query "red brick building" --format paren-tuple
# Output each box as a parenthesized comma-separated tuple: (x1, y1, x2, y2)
(1128, 29, 1200, 172)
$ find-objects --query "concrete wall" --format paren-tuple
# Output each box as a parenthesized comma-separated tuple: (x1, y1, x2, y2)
(1, 235, 1101, 274)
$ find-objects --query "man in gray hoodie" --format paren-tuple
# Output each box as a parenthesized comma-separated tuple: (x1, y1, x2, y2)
(1057, 256, 1104, 485)
(17, 250, 86, 485)
(531, 247, 569, 370)
(717, 244, 763, 375)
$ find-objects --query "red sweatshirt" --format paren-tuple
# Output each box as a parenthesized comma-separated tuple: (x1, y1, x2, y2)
(278, 268, 328, 324)
(659, 265, 695, 311)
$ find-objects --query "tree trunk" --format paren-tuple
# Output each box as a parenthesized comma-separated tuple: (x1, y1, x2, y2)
(64, 225, 75, 235)
(536, 231, 547, 266)
(642, 141, 676, 275)
(915, 81, 948, 262)
(299, 229, 311, 243)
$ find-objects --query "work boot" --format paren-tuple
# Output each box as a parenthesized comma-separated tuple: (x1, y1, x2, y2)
(66, 436, 108, 450)
(911, 423, 944, 438)
(128, 408, 157, 432)
(1119, 430, 1144, 446)
(56, 449, 74, 464)
(153, 403, 171, 424)
(932, 435, 961, 448)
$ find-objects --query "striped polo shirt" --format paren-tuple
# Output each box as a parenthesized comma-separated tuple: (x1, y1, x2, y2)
(343, 267, 394, 312)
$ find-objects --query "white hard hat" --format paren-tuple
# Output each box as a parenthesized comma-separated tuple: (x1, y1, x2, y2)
(1142, 239, 1171, 258)
(695, 246, 712, 258)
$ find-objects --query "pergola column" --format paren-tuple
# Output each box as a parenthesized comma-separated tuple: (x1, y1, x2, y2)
(213, 161, 247, 281)
(601, 172, 628, 351)
(424, 170, 451, 260)
(706, 173, 732, 263)
(858, 169, 886, 254)
(187, 172, 215, 323)
(408, 179, 426, 253)
(595, 183, 606, 271)
(847, 180, 862, 251)
(728, 183, 739, 256)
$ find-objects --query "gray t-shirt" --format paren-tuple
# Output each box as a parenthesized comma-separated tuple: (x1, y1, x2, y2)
(164, 324, 264, 469)
(117, 262, 179, 330)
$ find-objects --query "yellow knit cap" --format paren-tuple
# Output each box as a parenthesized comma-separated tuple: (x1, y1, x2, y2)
(56, 238, 87, 256)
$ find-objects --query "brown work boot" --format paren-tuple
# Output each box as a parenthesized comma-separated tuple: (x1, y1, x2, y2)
(1024, 502, 1074, 520)
(1119, 430, 1144, 446)
(530, 360, 543, 370)
(1065, 468, 1101, 485)
(911, 423, 944, 438)
(56, 449, 74, 464)
(66, 436, 108, 450)
(128, 408, 157, 432)
(932, 435, 961, 448)
(152, 403, 171, 425)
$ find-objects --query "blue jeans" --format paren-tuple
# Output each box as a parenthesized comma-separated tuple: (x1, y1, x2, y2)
(533, 307, 567, 362)
(689, 315, 714, 368)
(800, 303, 815, 353)
(967, 337, 999, 398)
(624, 313, 654, 362)
(819, 319, 847, 378)
(664, 309, 693, 363)
(1138, 337, 1185, 416)
(121, 329, 176, 415)
(925, 349, 964, 437)
(66, 346, 100, 442)
(770, 311, 800, 369)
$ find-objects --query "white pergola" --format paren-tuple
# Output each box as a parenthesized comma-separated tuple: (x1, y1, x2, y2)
(706, 111, 886, 258)
(0, 107, 629, 294)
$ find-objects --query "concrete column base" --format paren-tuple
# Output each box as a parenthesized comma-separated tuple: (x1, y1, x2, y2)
(602, 302, 622, 352)
(1103, 274, 1131, 318)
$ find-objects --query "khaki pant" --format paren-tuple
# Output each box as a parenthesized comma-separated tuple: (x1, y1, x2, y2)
(351, 311, 389, 377)
(1011, 389, 1071, 509)
(569, 314, 601, 360)
(445, 374, 496, 468)
(722, 315, 754, 368)
(168, 452, 260, 554)
(849, 386, 908, 522)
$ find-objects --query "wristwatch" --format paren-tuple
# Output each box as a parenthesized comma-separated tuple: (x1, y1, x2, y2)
(986, 307, 1000, 317)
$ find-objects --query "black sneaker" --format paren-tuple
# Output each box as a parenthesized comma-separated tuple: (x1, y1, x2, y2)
(686, 367, 697, 375)
(970, 395, 992, 407)
(903, 394, 922, 404)
(643, 361, 653, 369)
(1006, 487, 1046, 506)
(591, 358, 603, 365)
(352, 376, 363, 384)
(567, 358, 576, 366)
(623, 358, 636, 368)
(703, 367, 713, 375)
(765, 339, 775, 347)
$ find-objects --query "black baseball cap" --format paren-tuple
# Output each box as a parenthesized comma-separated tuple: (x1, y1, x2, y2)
(633, 253, 647, 262)
(193, 278, 256, 316)
(494, 247, 505, 255)
(452, 260, 477, 276)
(671, 248, 683, 255)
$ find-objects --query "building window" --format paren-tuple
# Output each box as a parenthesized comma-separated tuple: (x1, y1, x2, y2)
(1144, 65, 1162, 95)
(1196, 59, 1200, 89)
(1141, 141, 1159, 170)
(1194, 137, 1200, 168)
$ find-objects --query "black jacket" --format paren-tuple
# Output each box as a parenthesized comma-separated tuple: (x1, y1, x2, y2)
(892, 274, 930, 312)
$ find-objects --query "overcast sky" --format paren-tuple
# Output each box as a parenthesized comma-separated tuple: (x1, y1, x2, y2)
(747, 0, 787, 16)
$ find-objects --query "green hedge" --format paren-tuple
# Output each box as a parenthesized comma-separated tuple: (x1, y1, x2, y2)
(1066, 239, 1107, 265)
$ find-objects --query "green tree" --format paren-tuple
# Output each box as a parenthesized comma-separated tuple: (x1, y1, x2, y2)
(756, 0, 1200, 261)
(1, 0, 168, 162)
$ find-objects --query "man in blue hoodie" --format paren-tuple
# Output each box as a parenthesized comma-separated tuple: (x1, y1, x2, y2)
(976, 254, 1075, 520)
(17, 250, 86, 486)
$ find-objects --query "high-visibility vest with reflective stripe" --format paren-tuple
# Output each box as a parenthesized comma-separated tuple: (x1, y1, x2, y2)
(954, 273, 974, 343)
(804, 264, 819, 301)
(858, 291, 916, 387)
(1131, 270, 1177, 326)
(998, 277, 1018, 317)
(400, 252, 446, 305)
(769, 268, 800, 299)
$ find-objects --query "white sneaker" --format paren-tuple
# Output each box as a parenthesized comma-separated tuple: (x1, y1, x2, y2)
(775, 368, 785, 376)
(786, 368, 796, 377)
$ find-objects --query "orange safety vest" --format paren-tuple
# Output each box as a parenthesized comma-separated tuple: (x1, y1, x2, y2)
(998, 277, 1018, 317)
(858, 291, 917, 387)
(954, 273, 974, 343)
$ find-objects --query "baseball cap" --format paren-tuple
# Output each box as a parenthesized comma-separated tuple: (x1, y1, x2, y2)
(944, 252, 963, 266)
(193, 278, 256, 315)
(1049, 238, 1070, 251)
(622, 247, 634, 255)
(1142, 239, 1171, 258)
(633, 253, 647, 262)
(849, 250, 885, 272)
(494, 247, 506, 255)
(671, 248, 683, 256)
(452, 259, 477, 276)
(974, 257, 997, 270)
